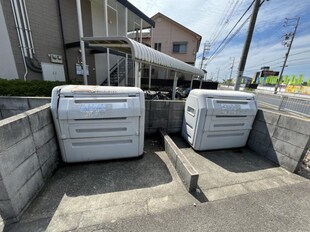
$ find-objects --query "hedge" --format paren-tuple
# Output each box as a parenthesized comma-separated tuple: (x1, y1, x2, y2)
(0, 79, 77, 97)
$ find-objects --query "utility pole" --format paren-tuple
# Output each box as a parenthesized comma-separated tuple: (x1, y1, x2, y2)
(200, 41, 211, 69)
(274, 17, 300, 94)
(234, 0, 261, 91)
(229, 57, 235, 80)
(216, 67, 220, 81)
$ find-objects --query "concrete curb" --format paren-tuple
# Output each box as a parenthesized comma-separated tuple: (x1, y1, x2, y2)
(159, 130, 199, 192)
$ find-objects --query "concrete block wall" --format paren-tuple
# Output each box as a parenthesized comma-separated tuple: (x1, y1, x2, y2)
(247, 109, 310, 173)
(0, 96, 50, 120)
(145, 100, 185, 134)
(0, 104, 59, 223)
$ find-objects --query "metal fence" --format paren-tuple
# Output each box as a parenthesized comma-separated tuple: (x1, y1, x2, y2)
(278, 96, 310, 117)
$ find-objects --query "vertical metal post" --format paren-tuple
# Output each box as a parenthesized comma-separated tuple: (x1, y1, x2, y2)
(135, 61, 140, 87)
(140, 18, 143, 43)
(199, 77, 203, 89)
(76, 0, 87, 85)
(117, 57, 119, 85)
(148, 27, 153, 90)
(172, 72, 178, 100)
(125, 7, 128, 36)
(104, 0, 110, 86)
(125, 8, 128, 85)
(148, 65, 152, 90)
(125, 54, 128, 86)
(190, 75, 194, 89)
(234, 0, 261, 91)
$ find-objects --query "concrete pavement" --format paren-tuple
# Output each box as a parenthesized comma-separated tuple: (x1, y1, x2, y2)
(3, 138, 199, 232)
(76, 181, 310, 232)
(172, 136, 308, 201)
(3, 136, 309, 232)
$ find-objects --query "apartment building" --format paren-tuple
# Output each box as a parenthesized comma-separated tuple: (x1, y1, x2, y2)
(0, 0, 155, 85)
(145, 12, 202, 80)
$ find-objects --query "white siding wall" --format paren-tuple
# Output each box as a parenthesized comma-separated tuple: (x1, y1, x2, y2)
(0, 1, 19, 79)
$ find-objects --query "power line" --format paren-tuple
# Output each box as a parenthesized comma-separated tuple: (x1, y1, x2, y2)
(245, 49, 310, 70)
(206, 14, 251, 66)
(208, 1, 233, 44)
(205, 0, 256, 66)
(209, 0, 240, 48)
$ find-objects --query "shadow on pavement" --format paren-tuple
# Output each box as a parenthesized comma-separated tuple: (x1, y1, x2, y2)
(197, 148, 277, 173)
(171, 134, 277, 173)
(4, 138, 172, 232)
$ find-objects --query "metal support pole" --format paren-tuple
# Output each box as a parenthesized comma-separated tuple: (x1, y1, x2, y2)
(125, 54, 128, 85)
(199, 77, 203, 89)
(125, 8, 128, 36)
(76, 0, 87, 85)
(274, 17, 300, 94)
(135, 61, 140, 87)
(140, 18, 143, 43)
(172, 72, 178, 100)
(148, 27, 153, 90)
(190, 75, 194, 89)
(104, 0, 110, 86)
(125, 8, 128, 85)
(234, 0, 261, 91)
(148, 65, 152, 90)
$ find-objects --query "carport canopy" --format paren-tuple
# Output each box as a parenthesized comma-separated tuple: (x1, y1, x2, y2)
(82, 36, 204, 77)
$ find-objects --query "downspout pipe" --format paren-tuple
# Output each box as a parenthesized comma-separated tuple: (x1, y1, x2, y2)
(20, 0, 41, 71)
(12, 0, 28, 57)
(12, 0, 41, 73)
(10, 0, 28, 80)
(18, 0, 32, 59)
(76, 0, 88, 85)
(57, 0, 70, 82)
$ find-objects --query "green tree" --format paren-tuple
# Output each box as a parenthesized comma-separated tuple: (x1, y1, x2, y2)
(290, 75, 296, 85)
(297, 74, 303, 85)
(284, 75, 290, 85)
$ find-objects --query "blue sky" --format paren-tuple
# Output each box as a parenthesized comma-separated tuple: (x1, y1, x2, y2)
(128, 0, 310, 82)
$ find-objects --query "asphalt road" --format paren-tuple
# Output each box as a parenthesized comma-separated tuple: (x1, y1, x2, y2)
(256, 94, 281, 109)
(256, 93, 282, 108)
(256, 93, 310, 116)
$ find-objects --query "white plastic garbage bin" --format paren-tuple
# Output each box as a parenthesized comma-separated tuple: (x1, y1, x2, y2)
(51, 85, 145, 163)
(182, 89, 257, 151)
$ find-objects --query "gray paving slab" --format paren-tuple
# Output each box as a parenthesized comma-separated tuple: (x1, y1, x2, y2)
(171, 135, 308, 201)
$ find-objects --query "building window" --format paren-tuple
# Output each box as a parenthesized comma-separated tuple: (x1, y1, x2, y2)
(154, 43, 161, 51)
(173, 42, 187, 53)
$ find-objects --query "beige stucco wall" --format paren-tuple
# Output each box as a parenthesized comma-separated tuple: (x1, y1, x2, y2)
(151, 16, 200, 64)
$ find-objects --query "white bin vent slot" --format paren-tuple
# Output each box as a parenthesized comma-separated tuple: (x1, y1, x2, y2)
(207, 133, 244, 138)
(72, 140, 132, 147)
(186, 123, 193, 129)
(187, 106, 195, 116)
(216, 115, 247, 118)
(214, 123, 245, 127)
(75, 99, 127, 104)
(76, 128, 127, 133)
(74, 117, 127, 121)
(216, 101, 248, 104)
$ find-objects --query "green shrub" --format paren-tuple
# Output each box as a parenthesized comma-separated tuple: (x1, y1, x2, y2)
(0, 79, 77, 97)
